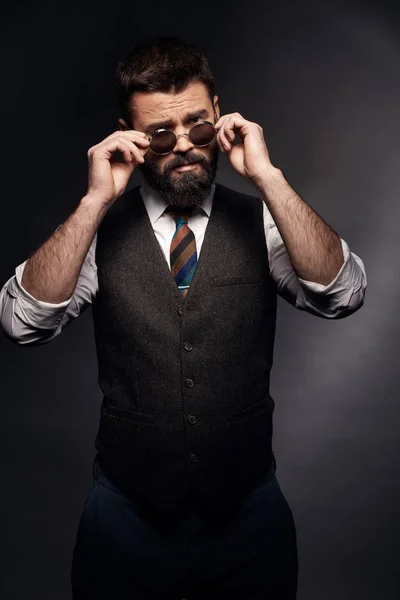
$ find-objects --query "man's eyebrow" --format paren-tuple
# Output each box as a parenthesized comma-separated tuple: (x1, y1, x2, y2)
(145, 108, 210, 133)
(145, 118, 174, 133)
(186, 108, 209, 121)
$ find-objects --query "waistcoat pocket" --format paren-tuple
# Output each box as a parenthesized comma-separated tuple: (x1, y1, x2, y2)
(213, 274, 261, 286)
(226, 397, 268, 423)
(105, 404, 157, 425)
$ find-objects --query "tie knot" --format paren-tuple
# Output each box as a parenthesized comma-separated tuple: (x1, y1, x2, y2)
(166, 205, 194, 226)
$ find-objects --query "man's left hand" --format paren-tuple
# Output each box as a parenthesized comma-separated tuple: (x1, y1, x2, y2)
(214, 113, 274, 186)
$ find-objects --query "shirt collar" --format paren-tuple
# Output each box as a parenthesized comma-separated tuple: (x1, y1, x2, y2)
(140, 181, 215, 226)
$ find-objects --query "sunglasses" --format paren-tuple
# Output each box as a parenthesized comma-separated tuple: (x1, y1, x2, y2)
(148, 120, 217, 156)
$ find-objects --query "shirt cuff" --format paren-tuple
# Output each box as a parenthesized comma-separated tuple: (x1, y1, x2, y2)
(14, 261, 73, 306)
(10, 262, 72, 328)
(297, 238, 351, 293)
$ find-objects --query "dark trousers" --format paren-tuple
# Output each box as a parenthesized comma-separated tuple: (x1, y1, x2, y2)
(71, 462, 298, 599)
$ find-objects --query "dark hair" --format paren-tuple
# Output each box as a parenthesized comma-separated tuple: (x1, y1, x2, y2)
(115, 37, 215, 125)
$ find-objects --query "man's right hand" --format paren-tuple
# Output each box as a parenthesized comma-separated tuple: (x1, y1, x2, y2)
(86, 130, 150, 205)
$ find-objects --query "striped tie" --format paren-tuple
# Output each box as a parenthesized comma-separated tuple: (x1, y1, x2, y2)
(168, 207, 198, 298)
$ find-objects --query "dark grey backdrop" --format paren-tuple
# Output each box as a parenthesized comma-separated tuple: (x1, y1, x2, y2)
(1, 1, 399, 598)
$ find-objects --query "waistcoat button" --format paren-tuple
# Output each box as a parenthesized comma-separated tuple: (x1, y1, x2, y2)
(189, 453, 199, 463)
(185, 378, 194, 388)
(177, 305, 183, 315)
(187, 414, 197, 425)
(184, 342, 193, 351)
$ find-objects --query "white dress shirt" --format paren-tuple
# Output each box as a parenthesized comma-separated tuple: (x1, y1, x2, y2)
(0, 182, 367, 345)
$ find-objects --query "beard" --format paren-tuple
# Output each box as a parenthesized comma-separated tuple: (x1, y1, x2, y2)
(138, 141, 219, 208)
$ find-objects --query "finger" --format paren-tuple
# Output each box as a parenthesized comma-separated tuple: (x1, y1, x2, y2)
(128, 141, 146, 164)
(91, 138, 140, 165)
(214, 114, 230, 131)
(117, 140, 146, 164)
(217, 118, 234, 152)
(118, 131, 151, 149)
(113, 129, 147, 138)
(112, 140, 139, 164)
(216, 114, 245, 151)
(99, 130, 150, 149)
(217, 127, 231, 152)
(214, 115, 230, 152)
(224, 113, 246, 142)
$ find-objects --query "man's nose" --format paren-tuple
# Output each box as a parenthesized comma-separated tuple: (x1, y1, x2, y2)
(173, 133, 194, 153)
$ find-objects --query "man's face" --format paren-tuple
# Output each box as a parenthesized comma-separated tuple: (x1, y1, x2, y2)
(121, 81, 220, 208)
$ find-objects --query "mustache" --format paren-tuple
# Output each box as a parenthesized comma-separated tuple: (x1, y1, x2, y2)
(165, 152, 209, 172)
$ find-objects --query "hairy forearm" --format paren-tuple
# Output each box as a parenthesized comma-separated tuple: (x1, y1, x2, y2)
(21, 195, 108, 303)
(256, 168, 344, 285)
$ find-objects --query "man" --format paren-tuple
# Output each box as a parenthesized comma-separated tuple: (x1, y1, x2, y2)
(0, 37, 366, 599)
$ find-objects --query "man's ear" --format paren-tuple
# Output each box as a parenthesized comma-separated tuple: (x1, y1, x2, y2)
(213, 95, 220, 121)
(118, 118, 130, 131)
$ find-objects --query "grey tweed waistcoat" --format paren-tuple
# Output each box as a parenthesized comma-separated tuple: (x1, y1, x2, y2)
(91, 182, 278, 515)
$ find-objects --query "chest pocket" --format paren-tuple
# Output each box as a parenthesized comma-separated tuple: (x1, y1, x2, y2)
(213, 274, 261, 286)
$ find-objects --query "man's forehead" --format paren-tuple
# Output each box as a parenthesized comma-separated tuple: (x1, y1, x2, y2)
(133, 82, 211, 122)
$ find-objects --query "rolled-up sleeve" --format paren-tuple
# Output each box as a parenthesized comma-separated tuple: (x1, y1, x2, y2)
(0, 235, 99, 345)
(263, 202, 367, 318)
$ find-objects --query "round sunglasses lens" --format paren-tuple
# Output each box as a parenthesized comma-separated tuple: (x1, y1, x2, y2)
(189, 122, 216, 146)
(150, 130, 176, 154)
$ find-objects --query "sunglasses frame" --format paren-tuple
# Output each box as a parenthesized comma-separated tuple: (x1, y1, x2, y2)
(148, 119, 217, 156)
